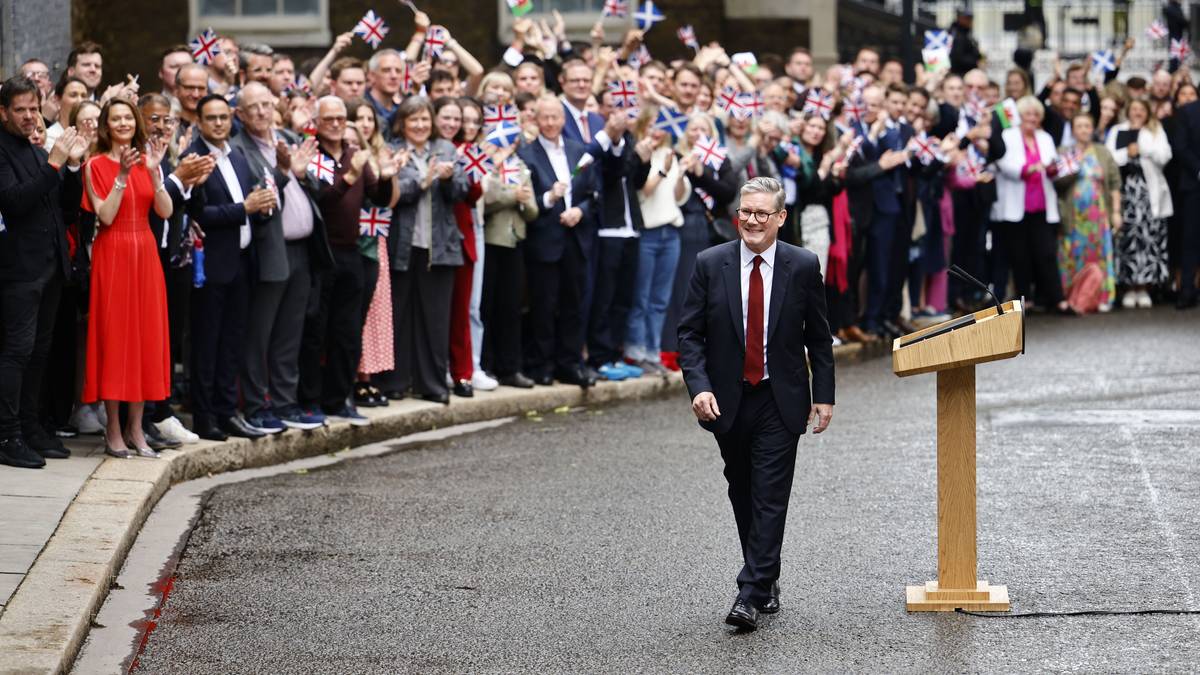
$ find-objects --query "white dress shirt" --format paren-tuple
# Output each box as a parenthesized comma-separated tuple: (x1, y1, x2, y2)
(740, 240, 776, 381)
(204, 138, 251, 249)
(538, 134, 573, 210)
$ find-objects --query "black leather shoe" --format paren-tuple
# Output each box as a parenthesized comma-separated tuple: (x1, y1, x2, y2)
(419, 391, 450, 405)
(383, 390, 406, 401)
(725, 598, 758, 631)
(195, 420, 228, 442)
(498, 372, 535, 388)
(452, 380, 474, 398)
(219, 416, 267, 439)
(1177, 295, 1198, 310)
(24, 429, 70, 458)
(142, 420, 182, 450)
(531, 372, 554, 386)
(0, 437, 46, 469)
(555, 366, 595, 388)
(760, 582, 781, 614)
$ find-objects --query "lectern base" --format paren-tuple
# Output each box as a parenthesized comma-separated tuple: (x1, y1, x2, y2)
(905, 581, 1010, 612)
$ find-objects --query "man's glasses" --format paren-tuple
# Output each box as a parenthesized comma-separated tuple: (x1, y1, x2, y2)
(736, 209, 781, 224)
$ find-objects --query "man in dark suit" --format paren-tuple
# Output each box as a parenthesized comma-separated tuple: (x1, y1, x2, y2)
(230, 82, 332, 432)
(517, 95, 598, 387)
(187, 94, 278, 441)
(1171, 99, 1200, 309)
(678, 176, 835, 631)
(0, 77, 86, 468)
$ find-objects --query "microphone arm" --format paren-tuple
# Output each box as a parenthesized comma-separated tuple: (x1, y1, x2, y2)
(948, 265, 1004, 315)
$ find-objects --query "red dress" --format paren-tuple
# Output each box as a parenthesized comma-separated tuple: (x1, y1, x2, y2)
(81, 155, 171, 403)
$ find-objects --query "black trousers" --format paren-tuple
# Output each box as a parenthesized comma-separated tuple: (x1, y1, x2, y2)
(1179, 191, 1200, 302)
(714, 382, 800, 608)
(41, 281, 80, 430)
(190, 254, 250, 426)
(0, 264, 62, 439)
(242, 241, 311, 417)
(1000, 212, 1063, 308)
(587, 236, 639, 367)
(320, 247, 366, 411)
(384, 247, 455, 397)
(481, 243, 525, 377)
(165, 264, 192, 405)
(525, 241, 587, 377)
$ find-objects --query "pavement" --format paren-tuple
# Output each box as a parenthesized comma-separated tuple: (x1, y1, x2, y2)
(0, 342, 874, 675)
(120, 309, 1200, 673)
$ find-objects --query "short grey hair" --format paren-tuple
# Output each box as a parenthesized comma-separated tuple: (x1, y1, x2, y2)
(368, 49, 404, 73)
(740, 177, 786, 211)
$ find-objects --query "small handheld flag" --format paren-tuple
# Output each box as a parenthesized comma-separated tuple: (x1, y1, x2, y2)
(677, 25, 699, 51)
(457, 143, 494, 182)
(1054, 150, 1080, 177)
(802, 89, 834, 120)
(633, 1, 665, 31)
(307, 153, 337, 184)
(1145, 19, 1169, 41)
(571, 153, 595, 178)
(654, 106, 689, 141)
(1090, 49, 1116, 74)
(482, 104, 520, 130)
(1171, 38, 1192, 63)
(486, 121, 522, 148)
(993, 98, 1019, 129)
(715, 86, 741, 115)
(359, 207, 392, 237)
(627, 44, 651, 70)
(353, 10, 390, 49)
(608, 80, 639, 109)
(495, 158, 522, 186)
(692, 134, 727, 171)
(425, 25, 449, 60)
(506, 0, 534, 17)
(190, 28, 221, 66)
(733, 91, 763, 119)
(843, 96, 866, 124)
(602, 0, 628, 18)
(924, 29, 953, 51)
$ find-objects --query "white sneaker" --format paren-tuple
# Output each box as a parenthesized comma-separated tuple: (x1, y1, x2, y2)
(154, 416, 200, 444)
(1121, 292, 1137, 309)
(73, 405, 104, 435)
(1098, 302, 1112, 313)
(471, 370, 499, 391)
(832, 335, 844, 347)
(1136, 290, 1153, 309)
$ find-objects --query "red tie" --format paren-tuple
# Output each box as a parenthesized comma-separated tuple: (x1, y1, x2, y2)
(579, 113, 591, 143)
(744, 255, 765, 385)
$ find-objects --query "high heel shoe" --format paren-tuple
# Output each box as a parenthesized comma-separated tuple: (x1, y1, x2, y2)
(124, 437, 161, 459)
(105, 445, 132, 459)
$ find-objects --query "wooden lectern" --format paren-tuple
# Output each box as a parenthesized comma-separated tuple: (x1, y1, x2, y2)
(892, 300, 1025, 612)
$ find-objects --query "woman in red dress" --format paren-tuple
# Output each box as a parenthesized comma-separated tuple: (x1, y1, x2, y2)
(82, 99, 173, 458)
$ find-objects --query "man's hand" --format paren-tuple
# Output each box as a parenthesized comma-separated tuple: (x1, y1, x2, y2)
(634, 136, 655, 162)
(47, 127, 78, 167)
(559, 206, 582, 227)
(289, 137, 318, 180)
(243, 187, 277, 214)
(692, 392, 721, 422)
(604, 110, 627, 141)
(808, 404, 833, 433)
(173, 153, 214, 188)
(331, 31, 353, 55)
(515, 183, 533, 202)
(548, 180, 567, 205)
(410, 60, 432, 86)
(878, 149, 908, 170)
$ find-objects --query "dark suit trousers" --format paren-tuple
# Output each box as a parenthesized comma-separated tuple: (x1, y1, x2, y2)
(1180, 191, 1200, 301)
(319, 248, 365, 411)
(190, 253, 250, 425)
(863, 210, 899, 332)
(385, 247, 455, 397)
(715, 381, 800, 607)
(242, 241, 311, 417)
(1000, 212, 1063, 308)
(587, 236, 639, 367)
(297, 266, 329, 410)
(525, 240, 586, 377)
(0, 264, 62, 438)
(481, 243, 524, 377)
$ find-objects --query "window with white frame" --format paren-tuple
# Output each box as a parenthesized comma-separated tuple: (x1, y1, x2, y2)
(191, 0, 330, 47)
(496, 0, 627, 45)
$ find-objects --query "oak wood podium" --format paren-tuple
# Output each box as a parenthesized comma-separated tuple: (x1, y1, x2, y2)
(892, 300, 1025, 612)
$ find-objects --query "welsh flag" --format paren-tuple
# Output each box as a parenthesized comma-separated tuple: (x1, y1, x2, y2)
(507, 0, 533, 17)
(993, 98, 1019, 129)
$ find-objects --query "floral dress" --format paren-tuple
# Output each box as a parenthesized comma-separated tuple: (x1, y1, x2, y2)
(1058, 151, 1116, 305)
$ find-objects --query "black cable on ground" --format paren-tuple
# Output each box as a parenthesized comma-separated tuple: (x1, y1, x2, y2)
(956, 608, 1200, 618)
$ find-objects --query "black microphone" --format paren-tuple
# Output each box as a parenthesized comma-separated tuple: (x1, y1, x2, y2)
(948, 265, 1004, 315)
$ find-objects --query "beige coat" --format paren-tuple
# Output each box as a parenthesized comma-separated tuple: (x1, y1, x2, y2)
(483, 156, 539, 248)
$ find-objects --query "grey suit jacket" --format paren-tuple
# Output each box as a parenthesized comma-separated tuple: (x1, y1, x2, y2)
(388, 138, 469, 272)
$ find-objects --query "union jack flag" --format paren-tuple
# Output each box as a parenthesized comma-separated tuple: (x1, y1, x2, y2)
(1054, 149, 1080, 177)
(602, 0, 628, 18)
(608, 80, 639, 109)
(1145, 19, 1169, 41)
(692, 134, 727, 171)
(262, 168, 278, 214)
(1171, 38, 1192, 63)
(694, 187, 715, 210)
(838, 65, 856, 91)
(353, 10, 390, 49)
(923, 29, 953, 51)
(842, 96, 866, 123)
(482, 103, 519, 130)
(733, 91, 763, 119)
(802, 89, 834, 119)
(627, 44, 652, 70)
(677, 25, 699, 51)
(959, 146, 987, 180)
(400, 59, 416, 94)
(715, 86, 741, 114)
(425, 25, 449, 60)
(359, 207, 392, 237)
(307, 152, 337, 184)
(964, 92, 986, 122)
(495, 158, 522, 186)
(284, 77, 312, 96)
(844, 131, 865, 160)
(190, 28, 221, 66)
(456, 143, 494, 182)
(907, 132, 941, 165)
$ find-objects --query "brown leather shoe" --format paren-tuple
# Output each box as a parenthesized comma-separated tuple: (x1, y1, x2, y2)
(843, 325, 877, 343)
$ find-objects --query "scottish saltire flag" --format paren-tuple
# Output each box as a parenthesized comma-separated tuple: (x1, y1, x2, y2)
(354, 10, 390, 49)
(634, 1, 665, 31)
(359, 207, 392, 237)
(1091, 50, 1116, 74)
(924, 29, 952, 51)
(654, 106, 689, 141)
(486, 121, 522, 148)
(190, 28, 221, 65)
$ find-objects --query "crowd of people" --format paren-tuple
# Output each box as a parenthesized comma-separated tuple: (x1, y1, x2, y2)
(0, 6, 1197, 469)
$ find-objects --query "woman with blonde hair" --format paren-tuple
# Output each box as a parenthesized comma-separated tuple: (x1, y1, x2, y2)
(477, 71, 516, 106)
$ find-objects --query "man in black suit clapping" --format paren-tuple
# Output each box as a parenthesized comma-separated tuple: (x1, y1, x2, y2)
(678, 176, 836, 631)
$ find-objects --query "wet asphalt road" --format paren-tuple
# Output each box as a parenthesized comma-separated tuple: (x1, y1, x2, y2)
(135, 310, 1200, 673)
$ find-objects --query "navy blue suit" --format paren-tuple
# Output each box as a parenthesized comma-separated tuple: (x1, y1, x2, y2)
(185, 136, 265, 425)
(1172, 100, 1200, 304)
(517, 135, 599, 378)
(857, 120, 909, 333)
(560, 103, 606, 158)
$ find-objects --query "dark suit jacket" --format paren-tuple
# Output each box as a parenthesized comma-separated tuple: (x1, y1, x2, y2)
(517, 135, 599, 264)
(858, 120, 908, 216)
(186, 136, 265, 285)
(229, 129, 333, 281)
(148, 156, 202, 268)
(1171, 101, 1200, 194)
(678, 240, 836, 436)
(0, 128, 81, 283)
(560, 103, 606, 156)
(597, 130, 649, 232)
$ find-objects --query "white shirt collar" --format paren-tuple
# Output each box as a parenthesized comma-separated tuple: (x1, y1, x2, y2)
(561, 98, 586, 121)
(203, 138, 231, 159)
(538, 134, 564, 153)
(740, 240, 777, 270)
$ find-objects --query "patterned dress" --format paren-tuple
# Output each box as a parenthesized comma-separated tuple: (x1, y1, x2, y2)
(1116, 164, 1169, 285)
(1058, 151, 1116, 305)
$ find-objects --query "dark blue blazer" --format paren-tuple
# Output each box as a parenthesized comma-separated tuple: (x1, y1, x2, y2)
(678, 240, 835, 436)
(185, 136, 264, 285)
(560, 103, 606, 155)
(517, 135, 599, 264)
(1172, 100, 1200, 194)
(858, 120, 910, 216)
